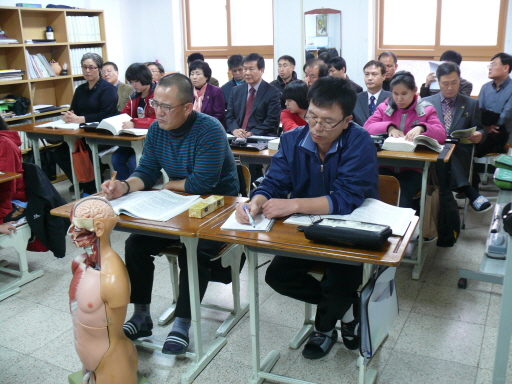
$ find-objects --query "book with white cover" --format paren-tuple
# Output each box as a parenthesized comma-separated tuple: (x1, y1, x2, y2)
(36, 119, 80, 129)
(109, 190, 202, 221)
(95, 114, 148, 136)
(283, 198, 416, 236)
(382, 135, 443, 153)
(221, 210, 275, 232)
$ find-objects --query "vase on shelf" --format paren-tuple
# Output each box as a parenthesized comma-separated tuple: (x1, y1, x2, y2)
(50, 60, 62, 76)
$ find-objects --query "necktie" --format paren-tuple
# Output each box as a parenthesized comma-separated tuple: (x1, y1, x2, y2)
(369, 95, 376, 116)
(442, 99, 453, 131)
(241, 87, 256, 131)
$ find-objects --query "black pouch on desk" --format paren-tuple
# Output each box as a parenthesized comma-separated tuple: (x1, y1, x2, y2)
(301, 219, 392, 250)
(230, 142, 268, 151)
(80, 123, 100, 132)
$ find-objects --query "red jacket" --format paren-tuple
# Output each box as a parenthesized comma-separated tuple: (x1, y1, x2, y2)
(121, 81, 157, 128)
(0, 130, 26, 223)
(280, 109, 307, 132)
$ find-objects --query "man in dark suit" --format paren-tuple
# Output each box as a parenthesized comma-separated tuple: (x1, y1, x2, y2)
(425, 62, 491, 212)
(352, 60, 390, 126)
(327, 56, 363, 93)
(378, 51, 398, 91)
(226, 53, 281, 137)
(221, 54, 245, 108)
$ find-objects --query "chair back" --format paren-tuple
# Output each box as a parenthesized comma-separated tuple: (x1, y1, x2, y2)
(237, 164, 251, 197)
(378, 175, 400, 207)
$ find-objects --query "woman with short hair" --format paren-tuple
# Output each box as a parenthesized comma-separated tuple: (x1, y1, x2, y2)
(189, 60, 225, 127)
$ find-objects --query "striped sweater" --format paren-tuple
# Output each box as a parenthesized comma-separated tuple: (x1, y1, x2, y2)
(132, 112, 239, 196)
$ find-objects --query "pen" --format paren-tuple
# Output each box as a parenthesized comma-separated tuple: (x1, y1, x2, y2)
(243, 205, 256, 228)
(104, 171, 117, 197)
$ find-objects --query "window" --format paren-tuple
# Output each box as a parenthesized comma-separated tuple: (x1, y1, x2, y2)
(376, 0, 508, 60)
(183, 0, 274, 85)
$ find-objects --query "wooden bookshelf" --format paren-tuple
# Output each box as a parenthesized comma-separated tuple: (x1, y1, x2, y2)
(0, 6, 107, 126)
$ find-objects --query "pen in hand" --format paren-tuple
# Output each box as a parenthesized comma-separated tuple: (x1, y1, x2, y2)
(243, 205, 256, 228)
(104, 171, 117, 197)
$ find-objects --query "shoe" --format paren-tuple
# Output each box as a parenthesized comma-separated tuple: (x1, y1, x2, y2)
(68, 184, 84, 194)
(302, 330, 338, 359)
(340, 319, 360, 350)
(162, 331, 189, 355)
(123, 319, 153, 340)
(471, 196, 492, 213)
(4, 204, 26, 222)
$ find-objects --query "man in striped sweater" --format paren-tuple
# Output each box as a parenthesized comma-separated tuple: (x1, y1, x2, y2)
(101, 74, 239, 355)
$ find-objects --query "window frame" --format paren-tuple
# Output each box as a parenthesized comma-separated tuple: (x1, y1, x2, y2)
(375, 0, 509, 61)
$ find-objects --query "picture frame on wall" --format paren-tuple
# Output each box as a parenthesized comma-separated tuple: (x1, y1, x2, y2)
(316, 14, 327, 36)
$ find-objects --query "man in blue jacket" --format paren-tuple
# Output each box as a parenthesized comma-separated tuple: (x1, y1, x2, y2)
(236, 76, 379, 359)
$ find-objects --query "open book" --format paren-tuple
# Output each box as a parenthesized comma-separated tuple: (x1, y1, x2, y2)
(221, 210, 275, 232)
(36, 119, 80, 130)
(93, 114, 148, 136)
(450, 126, 476, 144)
(382, 135, 443, 153)
(109, 190, 201, 221)
(283, 198, 416, 236)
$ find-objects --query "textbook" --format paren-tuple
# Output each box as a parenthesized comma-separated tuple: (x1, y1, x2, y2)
(283, 198, 416, 236)
(450, 126, 476, 144)
(36, 119, 80, 129)
(382, 135, 443, 153)
(108, 190, 202, 221)
(221, 210, 275, 232)
(93, 114, 148, 136)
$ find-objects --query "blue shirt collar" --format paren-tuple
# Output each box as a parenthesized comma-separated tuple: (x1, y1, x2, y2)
(235, 79, 245, 86)
(299, 126, 341, 155)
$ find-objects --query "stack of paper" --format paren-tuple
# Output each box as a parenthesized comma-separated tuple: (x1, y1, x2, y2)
(221, 210, 275, 232)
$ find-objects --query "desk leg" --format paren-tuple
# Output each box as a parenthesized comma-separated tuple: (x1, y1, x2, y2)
(411, 162, 428, 280)
(27, 136, 41, 168)
(492, 239, 512, 383)
(180, 237, 227, 384)
(133, 141, 144, 166)
(64, 137, 80, 201)
(88, 141, 102, 193)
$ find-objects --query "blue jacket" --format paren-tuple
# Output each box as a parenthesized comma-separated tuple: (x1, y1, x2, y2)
(253, 122, 379, 214)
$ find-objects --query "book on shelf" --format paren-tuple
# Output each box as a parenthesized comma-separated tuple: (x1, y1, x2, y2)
(25, 39, 57, 44)
(283, 198, 416, 237)
(0, 39, 19, 44)
(33, 105, 62, 113)
(36, 119, 80, 130)
(71, 47, 102, 75)
(221, 210, 275, 232)
(66, 15, 101, 43)
(108, 190, 202, 221)
(16, 3, 42, 7)
(87, 114, 147, 136)
(381, 135, 444, 153)
(25, 52, 56, 79)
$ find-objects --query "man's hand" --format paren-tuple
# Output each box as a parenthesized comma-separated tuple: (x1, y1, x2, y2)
(468, 131, 483, 144)
(405, 126, 424, 141)
(261, 199, 298, 219)
(484, 125, 500, 134)
(235, 201, 261, 224)
(388, 126, 404, 138)
(101, 180, 127, 200)
(425, 72, 436, 87)
(122, 120, 135, 129)
(0, 222, 17, 235)
(233, 129, 253, 138)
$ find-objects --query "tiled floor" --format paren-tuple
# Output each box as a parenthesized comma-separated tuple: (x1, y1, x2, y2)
(0, 180, 511, 384)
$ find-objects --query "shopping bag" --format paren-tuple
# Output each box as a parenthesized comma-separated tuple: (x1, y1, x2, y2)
(422, 166, 439, 239)
(72, 139, 94, 183)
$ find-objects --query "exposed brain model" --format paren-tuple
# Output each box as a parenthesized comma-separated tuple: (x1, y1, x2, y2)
(68, 196, 138, 384)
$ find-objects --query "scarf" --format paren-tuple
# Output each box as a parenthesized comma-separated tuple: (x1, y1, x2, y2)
(193, 83, 208, 112)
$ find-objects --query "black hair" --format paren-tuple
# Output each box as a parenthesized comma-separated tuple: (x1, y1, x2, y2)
(378, 51, 398, 64)
(158, 73, 194, 104)
(388, 71, 416, 110)
(187, 53, 204, 64)
(318, 51, 331, 64)
(125, 63, 153, 86)
(440, 50, 462, 66)
(304, 59, 328, 78)
(0, 116, 7, 131)
(436, 62, 460, 79)
(81, 52, 103, 69)
(278, 55, 296, 66)
(282, 80, 309, 110)
(327, 48, 339, 58)
(307, 77, 357, 116)
(328, 56, 346, 71)
(363, 60, 386, 76)
(227, 54, 243, 69)
(243, 53, 265, 69)
(491, 52, 512, 73)
(146, 62, 165, 73)
(188, 60, 212, 82)
(305, 51, 315, 62)
(103, 61, 118, 72)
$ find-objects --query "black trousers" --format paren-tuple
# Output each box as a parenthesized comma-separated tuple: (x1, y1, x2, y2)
(265, 256, 363, 332)
(125, 234, 233, 318)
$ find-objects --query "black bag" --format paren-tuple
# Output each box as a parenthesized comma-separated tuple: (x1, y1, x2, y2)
(25, 140, 57, 181)
(6, 94, 30, 115)
(435, 147, 460, 247)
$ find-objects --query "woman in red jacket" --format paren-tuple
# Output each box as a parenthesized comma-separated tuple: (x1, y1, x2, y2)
(280, 80, 308, 132)
(0, 117, 27, 234)
(112, 63, 157, 180)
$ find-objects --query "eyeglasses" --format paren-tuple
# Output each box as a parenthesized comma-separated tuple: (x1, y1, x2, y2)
(149, 99, 186, 113)
(231, 68, 243, 74)
(487, 63, 499, 68)
(81, 66, 98, 71)
(150, 70, 162, 74)
(304, 110, 345, 131)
